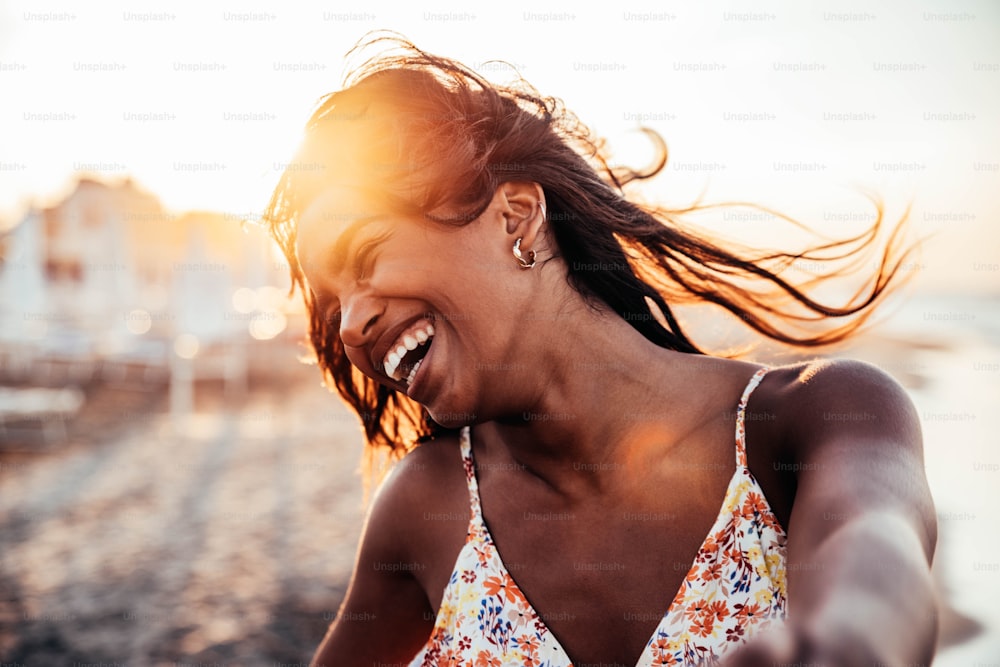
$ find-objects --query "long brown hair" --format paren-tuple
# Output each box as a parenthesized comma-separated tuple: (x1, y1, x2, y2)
(262, 34, 914, 483)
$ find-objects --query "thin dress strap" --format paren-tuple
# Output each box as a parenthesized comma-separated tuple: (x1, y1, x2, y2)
(735, 367, 770, 468)
(458, 425, 485, 532)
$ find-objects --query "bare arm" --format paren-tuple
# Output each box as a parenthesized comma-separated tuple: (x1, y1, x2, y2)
(730, 360, 938, 666)
(311, 456, 436, 666)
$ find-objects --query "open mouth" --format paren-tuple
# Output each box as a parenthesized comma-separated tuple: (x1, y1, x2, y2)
(382, 320, 435, 388)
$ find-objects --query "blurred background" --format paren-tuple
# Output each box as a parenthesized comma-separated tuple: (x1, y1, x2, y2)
(0, 0, 997, 664)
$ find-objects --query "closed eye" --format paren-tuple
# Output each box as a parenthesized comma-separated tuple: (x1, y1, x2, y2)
(351, 231, 391, 280)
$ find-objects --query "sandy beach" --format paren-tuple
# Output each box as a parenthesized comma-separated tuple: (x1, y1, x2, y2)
(2, 294, 999, 665)
(1, 349, 367, 666)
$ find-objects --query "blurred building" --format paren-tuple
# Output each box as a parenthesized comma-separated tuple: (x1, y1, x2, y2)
(0, 176, 300, 425)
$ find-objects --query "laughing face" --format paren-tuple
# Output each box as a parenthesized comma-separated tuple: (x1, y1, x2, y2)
(294, 183, 550, 428)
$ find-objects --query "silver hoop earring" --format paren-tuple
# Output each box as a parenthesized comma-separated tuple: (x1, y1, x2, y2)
(512, 238, 536, 269)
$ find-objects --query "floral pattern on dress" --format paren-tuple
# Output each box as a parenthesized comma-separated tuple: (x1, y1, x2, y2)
(409, 368, 785, 667)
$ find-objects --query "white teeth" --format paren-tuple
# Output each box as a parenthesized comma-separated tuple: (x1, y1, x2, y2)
(384, 352, 400, 379)
(381, 321, 436, 382)
(406, 359, 423, 386)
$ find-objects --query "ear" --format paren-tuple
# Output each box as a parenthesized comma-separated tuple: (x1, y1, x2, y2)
(497, 181, 546, 250)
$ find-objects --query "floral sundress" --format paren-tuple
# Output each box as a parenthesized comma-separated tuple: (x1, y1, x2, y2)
(408, 367, 787, 667)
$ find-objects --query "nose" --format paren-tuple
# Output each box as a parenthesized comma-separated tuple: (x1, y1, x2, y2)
(338, 287, 384, 349)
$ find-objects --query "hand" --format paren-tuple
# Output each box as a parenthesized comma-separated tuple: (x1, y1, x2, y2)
(721, 623, 879, 667)
(721, 625, 802, 667)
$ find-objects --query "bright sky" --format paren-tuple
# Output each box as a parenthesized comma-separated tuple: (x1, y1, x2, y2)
(1, 0, 998, 292)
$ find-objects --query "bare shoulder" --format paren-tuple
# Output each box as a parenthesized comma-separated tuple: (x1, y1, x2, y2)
(763, 358, 936, 554)
(765, 358, 921, 452)
(375, 432, 469, 512)
(312, 434, 470, 662)
(365, 432, 471, 594)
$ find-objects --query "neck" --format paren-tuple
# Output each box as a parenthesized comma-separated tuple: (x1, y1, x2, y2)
(475, 301, 741, 502)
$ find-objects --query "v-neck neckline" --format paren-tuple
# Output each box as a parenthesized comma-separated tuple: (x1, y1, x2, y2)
(419, 367, 780, 667)
(468, 433, 757, 667)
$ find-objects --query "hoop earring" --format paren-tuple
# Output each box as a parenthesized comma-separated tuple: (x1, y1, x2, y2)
(512, 238, 536, 269)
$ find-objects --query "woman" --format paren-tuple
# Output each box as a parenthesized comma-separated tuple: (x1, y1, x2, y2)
(263, 36, 937, 667)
